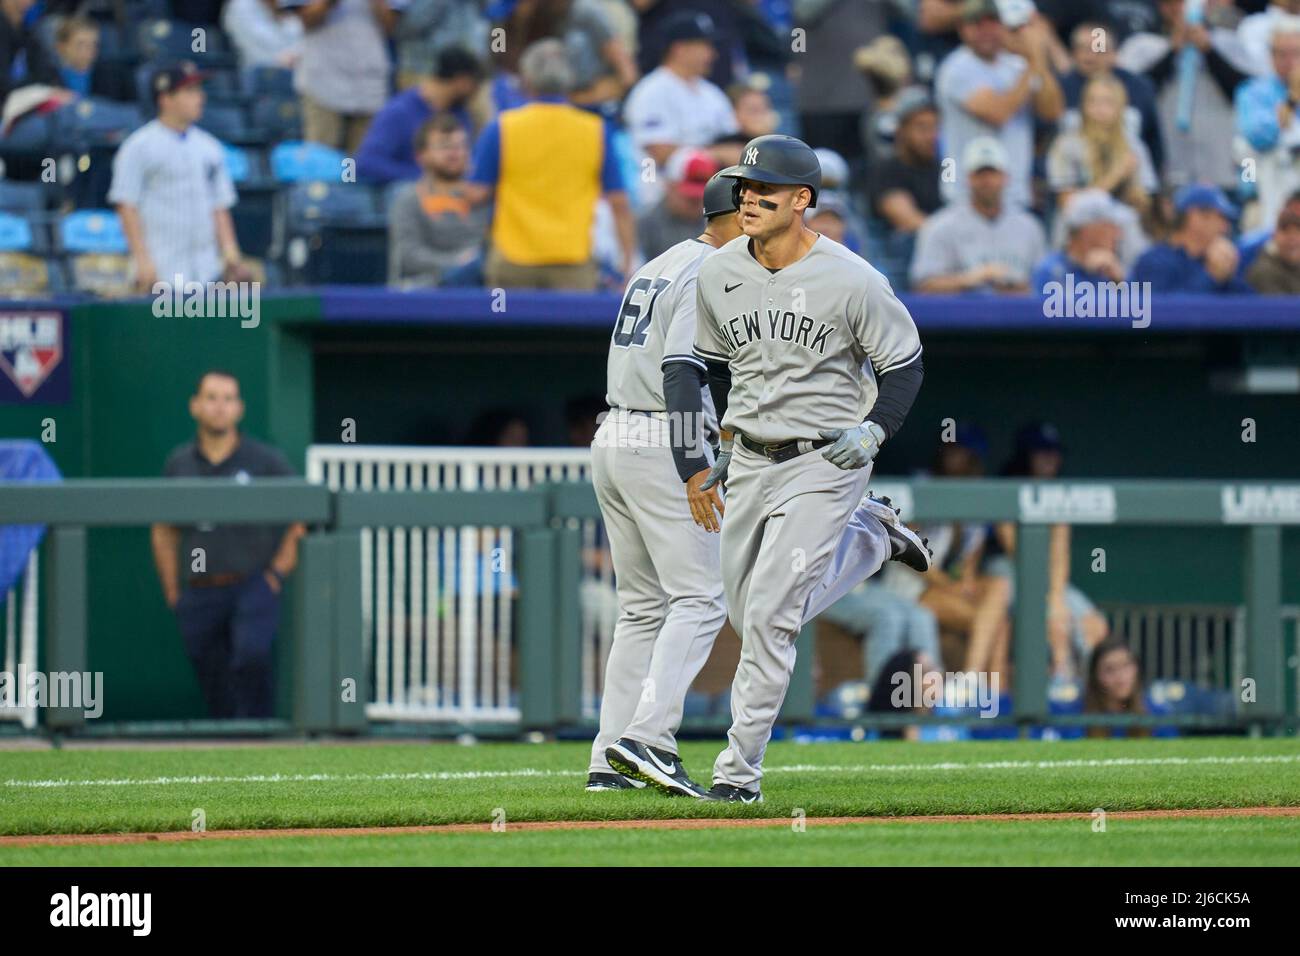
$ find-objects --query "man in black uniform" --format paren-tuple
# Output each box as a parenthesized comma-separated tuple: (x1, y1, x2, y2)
(149, 370, 304, 718)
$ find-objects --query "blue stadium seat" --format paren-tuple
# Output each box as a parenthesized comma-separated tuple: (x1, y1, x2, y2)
(223, 143, 253, 184)
(284, 180, 379, 230)
(0, 212, 34, 252)
(51, 97, 144, 148)
(135, 19, 235, 68)
(0, 113, 55, 160)
(202, 70, 245, 104)
(0, 180, 50, 214)
(227, 147, 278, 257)
(304, 223, 389, 285)
(271, 141, 348, 183)
(241, 66, 295, 98)
(250, 97, 302, 144)
(59, 210, 128, 255)
(199, 103, 248, 143)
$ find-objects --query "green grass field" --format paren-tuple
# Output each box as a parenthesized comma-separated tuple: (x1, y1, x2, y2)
(2, 736, 1298, 865)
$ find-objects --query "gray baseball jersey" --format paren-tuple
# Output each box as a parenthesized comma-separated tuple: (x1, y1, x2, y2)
(692, 234, 922, 444)
(604, 237, 718, 422)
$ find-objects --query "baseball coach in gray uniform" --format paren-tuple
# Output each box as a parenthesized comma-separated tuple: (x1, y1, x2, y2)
(690, 135, 930, 802)
(586, 173, 743, 794)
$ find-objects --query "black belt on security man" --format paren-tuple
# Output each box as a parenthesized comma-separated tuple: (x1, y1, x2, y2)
(738, 433, 831, 464)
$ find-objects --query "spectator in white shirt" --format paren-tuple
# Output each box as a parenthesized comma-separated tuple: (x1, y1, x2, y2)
(622, 10, 737, 207)
(223, 0, 304, 69)
(934, 0, 1064, 210)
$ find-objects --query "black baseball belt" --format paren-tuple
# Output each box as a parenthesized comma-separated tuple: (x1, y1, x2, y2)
(737, 433, 830, 464)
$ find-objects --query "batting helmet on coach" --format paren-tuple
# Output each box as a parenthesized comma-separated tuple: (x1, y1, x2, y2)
(702, 171, 740, 219)
(717, 134, 821, 209)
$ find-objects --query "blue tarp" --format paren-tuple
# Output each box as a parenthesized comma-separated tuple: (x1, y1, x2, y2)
(0, 440, 61, 595)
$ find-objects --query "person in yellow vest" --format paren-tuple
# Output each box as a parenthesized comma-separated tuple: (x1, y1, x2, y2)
(465, 38, 636, 289)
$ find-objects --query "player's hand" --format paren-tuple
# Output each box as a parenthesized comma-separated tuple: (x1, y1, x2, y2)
(818, 421, 885, 470)
(699, 437, 732, 492)
(686, 467, 724, 532)
(133, 256, 158, 293)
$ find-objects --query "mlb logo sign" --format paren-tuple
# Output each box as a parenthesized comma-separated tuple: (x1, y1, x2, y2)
(0, 311, 63, 399)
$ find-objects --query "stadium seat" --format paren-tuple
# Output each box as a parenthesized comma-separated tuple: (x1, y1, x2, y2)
(0, 250, 58, 297)
(250, 97, 302, 144)
(67, 251, 134, 297)
(284, 180, 380, 231)
(0, 212, 34, 252)
(271, 141, 346, 183)
(135, 19, 235, 69)
(0, 180, 50, 214)
(199, 103, 249, 143)
(51, 97, 144, 148)
(242, 66, 295, 98)
(59, 209, 128, 255)
(227, 146, 278, 259)
(0, 114, 56, 176)
(301, 222, 389, 285)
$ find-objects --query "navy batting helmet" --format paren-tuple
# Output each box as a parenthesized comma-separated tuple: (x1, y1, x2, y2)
(717, 134, 821, 208)
(702, 171, 740, 219)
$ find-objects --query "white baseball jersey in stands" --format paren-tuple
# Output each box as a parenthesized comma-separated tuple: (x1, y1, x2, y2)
(108, 119, 236, 285)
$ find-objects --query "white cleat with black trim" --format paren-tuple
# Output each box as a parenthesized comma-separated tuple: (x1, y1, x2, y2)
(862, 492, 933, 572)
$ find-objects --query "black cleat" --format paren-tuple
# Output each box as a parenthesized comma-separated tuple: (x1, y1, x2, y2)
(703, 783, 763, 803)
(605, 737, 709, 798)
(585, 771, 645, 792)
(862, 492, 932, 572)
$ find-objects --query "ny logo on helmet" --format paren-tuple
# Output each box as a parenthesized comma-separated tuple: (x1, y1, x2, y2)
(744, 147, 759, 165)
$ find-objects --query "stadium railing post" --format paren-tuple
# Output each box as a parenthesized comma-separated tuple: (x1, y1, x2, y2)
(1012, 523, 1051, 725)
(293, 532, 336, 733)
(332, 529, 366, 733)
(41, 525, 87, 733)
(1244, 525, 1283, 727)
(554, 521, 583, 726)
(518, 525, 558, 729)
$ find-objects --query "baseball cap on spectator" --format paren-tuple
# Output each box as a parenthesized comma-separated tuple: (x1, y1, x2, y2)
(954, 422, 989, 458)
(962, 0, 1001, 22)
(892, 87, 936, 125)
(663, 11, 716, 45)
(813, 149, 849, 191)
(1062, 189, 1125, 232)
(668, 149, 720, 200)
(1015, 421, 1064, 454)
(810, 190, 851, 222)
(1174, 184, 1238, 220)
(963, 136, 1008, 173)
(152, 61, 205, 99)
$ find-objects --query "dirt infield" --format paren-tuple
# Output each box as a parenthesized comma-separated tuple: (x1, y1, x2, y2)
(3, 806, 1298, 848)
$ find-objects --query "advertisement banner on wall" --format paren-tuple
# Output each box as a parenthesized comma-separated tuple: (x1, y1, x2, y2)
(0, 309, 69, 404)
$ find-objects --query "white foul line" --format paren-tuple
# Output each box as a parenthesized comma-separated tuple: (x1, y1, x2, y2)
(2, 753, 1297, 790)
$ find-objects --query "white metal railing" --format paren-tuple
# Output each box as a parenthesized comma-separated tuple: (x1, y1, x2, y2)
(0, 550, 39, 729)
(306, 445, 614, 723)
(1106, 603, 1300, 707)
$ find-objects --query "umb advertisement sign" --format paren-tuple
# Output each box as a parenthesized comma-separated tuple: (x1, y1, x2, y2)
(0, 310, 69, 403)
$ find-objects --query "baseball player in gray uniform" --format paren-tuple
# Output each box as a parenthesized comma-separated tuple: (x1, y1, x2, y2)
(591, 166, 931, 799)
(686, 134, 931, 802)
(586, 173, 743, 793)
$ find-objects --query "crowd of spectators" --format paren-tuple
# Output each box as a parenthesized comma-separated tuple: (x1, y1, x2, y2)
(3, 0, 1300, 296)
